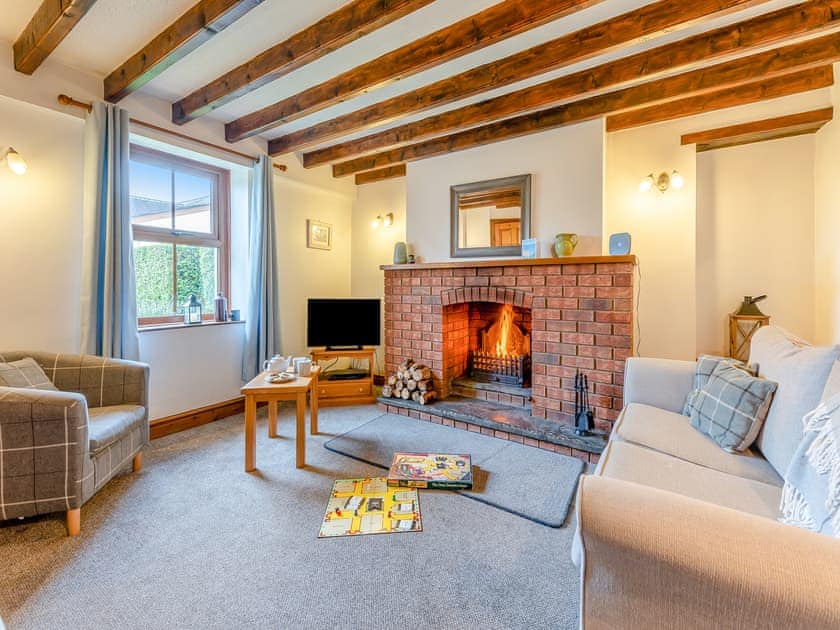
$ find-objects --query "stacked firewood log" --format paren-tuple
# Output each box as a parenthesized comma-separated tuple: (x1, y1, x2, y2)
(381, 358, 437, 405)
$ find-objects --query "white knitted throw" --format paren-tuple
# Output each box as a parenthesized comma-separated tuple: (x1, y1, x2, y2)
(780, 392, 840, 536)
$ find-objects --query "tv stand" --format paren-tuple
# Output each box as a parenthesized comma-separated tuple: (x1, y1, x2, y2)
(310, 348, 376, 407)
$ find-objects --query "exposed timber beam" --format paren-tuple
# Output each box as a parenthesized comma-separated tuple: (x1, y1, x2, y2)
(303, 13, 840, 167)
(171, 0, 435, 123)
(225, 0, 604, 142)
(104, 0, 264, 103)
(681, 107, 833, 151)
(330, 66, 834, 177)
(273, 0, 837, 156)
(355, 164, 407, 185)
(13, 0, 99, 74)
(606, 66, 833, 132)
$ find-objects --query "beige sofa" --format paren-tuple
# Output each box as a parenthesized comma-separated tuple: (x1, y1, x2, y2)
(573, 327, 840, 629)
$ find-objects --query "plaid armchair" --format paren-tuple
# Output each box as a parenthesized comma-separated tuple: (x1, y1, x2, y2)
(0, 352, 149, 535)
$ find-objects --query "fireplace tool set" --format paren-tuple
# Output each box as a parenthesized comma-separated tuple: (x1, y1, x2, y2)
(574, 370, 594, 436)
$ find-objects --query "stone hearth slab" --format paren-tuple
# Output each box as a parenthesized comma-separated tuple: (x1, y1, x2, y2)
(377, 395, 606, 455)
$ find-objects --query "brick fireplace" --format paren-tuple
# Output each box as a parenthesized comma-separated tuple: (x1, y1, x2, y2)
(382, 256, 636, 455)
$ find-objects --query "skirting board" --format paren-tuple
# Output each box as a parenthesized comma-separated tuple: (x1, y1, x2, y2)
(150, 397, 245, 439)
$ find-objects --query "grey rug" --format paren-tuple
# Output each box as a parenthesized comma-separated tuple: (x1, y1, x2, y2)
(324, 413, 584, 527)
(0, 405, 581, 630)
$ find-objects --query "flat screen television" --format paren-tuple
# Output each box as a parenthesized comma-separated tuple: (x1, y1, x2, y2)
(307, 298, 381, 348)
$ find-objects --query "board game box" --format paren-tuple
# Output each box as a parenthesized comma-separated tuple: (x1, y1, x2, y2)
(318, 477, 422, 538)
(387, 452, 473, 489)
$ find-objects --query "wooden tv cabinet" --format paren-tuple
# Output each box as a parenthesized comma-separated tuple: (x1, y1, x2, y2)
(310, 348, 376, 407)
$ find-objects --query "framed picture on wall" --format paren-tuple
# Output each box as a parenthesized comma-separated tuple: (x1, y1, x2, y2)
(307, 220, 333, 250)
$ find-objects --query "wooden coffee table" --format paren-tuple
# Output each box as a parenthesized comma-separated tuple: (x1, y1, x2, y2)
(240, 366, 320, 472)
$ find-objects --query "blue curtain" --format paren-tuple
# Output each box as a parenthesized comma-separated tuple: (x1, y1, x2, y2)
(242, 154, 281, 380)
(80, 102, 140, 360)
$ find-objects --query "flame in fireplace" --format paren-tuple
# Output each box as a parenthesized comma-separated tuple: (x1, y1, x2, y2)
(481, 304, 530, 358)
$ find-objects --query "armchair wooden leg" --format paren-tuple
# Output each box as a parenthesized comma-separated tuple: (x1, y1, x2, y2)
(66, 508, 80, 536)
(132, 452, 143, 472)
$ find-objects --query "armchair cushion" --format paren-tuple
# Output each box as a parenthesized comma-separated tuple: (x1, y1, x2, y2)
(87, 405, 146, 455)
(0, 357, 57, 391)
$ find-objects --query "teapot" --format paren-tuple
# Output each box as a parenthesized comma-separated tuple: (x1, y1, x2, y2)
(263, 355, 292, 374)
(553, 233, 579, 257)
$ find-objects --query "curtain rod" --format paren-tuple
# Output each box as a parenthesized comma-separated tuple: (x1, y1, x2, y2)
(57, 94, 287, 172)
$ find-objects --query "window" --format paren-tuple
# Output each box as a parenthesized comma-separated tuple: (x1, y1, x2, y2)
(129, 145, 230, 326)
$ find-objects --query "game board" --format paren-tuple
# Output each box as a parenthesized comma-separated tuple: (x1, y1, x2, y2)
(387, 452, 473, 489)
(318, 477, 422, 538)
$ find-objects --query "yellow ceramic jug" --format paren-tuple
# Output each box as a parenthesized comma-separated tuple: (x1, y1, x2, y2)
(553, 233, 579, 257)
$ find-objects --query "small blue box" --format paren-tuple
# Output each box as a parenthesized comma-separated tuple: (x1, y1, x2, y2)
(521, 238, 538, 258)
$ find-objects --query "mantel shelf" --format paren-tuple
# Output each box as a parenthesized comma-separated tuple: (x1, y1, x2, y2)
(380, 255, 636, 271)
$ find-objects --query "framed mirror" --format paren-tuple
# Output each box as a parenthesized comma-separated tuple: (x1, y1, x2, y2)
(450, 174, 531, 258)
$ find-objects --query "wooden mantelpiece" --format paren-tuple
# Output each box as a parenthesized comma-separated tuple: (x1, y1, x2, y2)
(381, 255, 635, 271)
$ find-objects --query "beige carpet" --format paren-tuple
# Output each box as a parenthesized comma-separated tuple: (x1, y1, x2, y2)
(0, 405, 581, 630)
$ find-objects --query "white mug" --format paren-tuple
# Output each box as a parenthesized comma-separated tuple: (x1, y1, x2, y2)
(295, 358, 312, 377)
(263, 355, 290, 374)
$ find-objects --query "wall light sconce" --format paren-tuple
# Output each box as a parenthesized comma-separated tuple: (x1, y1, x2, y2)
(639, 170, 683, 193)
(2, 147, 27, 175)
(371, 212, 394, 229)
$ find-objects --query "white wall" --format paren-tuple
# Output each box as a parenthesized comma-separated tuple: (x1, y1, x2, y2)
(604, 120, 697, 360)
(350, 178, 407, 374)
(275, 175, 354, 359)
(604, 88, 832, 360)
(814, 66, 840, 345)
(0, 95, 84, 353)
(406, 119, 604, 261)
(695, 135, 815, 354)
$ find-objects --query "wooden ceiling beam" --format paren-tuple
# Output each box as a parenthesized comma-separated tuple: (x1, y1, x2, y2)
(13, 0, 99, 74)
(354, 164, 406, 185)
(171, 0, 434, 124)
(681, 107, 833, 151)
(331, 66, 833, 177)
(225, 0, 604, 142)
(606, 67, 833, 132)
(272, 0, 823, 156)
(104, 0, 264, 103)
(303, 17, 840, 167)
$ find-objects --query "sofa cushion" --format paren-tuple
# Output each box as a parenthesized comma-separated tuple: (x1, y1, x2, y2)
(689, 362, 777, 452)
(0, 357, 57, 391)
(614, 403, 782, 486)
(596, 440, 782, 519)
(749, 327, 840, 476)
(87, 404, 146, 455)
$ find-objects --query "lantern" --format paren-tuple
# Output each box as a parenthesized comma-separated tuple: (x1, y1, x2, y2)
(184, 294, 203, 325)
(729, 295, 769, 361)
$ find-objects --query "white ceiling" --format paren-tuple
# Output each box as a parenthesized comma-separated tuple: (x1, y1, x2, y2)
(0, 0, 814, 153)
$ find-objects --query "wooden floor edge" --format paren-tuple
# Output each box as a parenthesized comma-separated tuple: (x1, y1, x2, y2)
(151, 396, 245, 439)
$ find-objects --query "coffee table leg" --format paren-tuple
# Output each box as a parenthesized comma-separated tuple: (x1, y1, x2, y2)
(245, 395, 257, 472)
(310, 378, 319, 435)
(268, 400, 278, 438)
(296, 392, 305, 468)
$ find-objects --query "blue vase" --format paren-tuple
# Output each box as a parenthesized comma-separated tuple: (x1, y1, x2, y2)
(393, 242, 408, 264)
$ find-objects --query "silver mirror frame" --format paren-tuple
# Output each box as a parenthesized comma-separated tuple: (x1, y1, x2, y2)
(450, 174, 531, 258)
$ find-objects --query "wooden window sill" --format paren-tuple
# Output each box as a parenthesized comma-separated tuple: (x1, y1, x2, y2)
(138, 320, 246, 333)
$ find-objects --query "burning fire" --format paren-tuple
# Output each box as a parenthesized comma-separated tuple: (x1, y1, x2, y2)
(481, 304, 530, 358)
